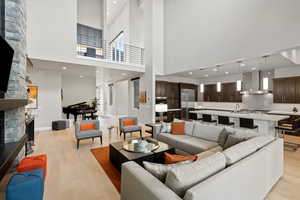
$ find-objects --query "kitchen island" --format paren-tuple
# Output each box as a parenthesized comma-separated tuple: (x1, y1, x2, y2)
(190, 110, 289, 135)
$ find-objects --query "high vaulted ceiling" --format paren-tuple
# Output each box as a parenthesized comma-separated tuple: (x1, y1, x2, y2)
(106, 0, 128, 25)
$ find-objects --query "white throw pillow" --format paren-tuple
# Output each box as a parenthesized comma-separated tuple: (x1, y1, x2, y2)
(193, 123, 224, 142)
(143, 160, 193, 182)
(165, 152, 226, 197)
(248, 136, 275, 149)
(160, 122, 171, 133)
(222, 140, 258, 165)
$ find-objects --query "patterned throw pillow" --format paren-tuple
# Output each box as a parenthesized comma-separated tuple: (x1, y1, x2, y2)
(161, 122, 171, 133)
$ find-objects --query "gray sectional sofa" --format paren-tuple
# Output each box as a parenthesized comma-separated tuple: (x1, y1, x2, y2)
(121, 121, 284, 200)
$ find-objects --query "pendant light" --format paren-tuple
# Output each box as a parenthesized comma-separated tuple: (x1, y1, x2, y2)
(262, 55, 269, 90)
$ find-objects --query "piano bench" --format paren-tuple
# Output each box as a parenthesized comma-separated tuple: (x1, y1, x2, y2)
(52, 120, 69, 131)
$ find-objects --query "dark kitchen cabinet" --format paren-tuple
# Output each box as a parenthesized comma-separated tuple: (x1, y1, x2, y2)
(273, 77, 296, 103)
(204, 82, 242, 102)
(295, 78, 300, 103)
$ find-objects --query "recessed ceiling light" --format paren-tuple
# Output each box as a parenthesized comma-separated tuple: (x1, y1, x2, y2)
(62, 66, 67, 70)
(251, 67, 256, 71)
(225, 71, 229, 74)
(113, 0, 117, 4)
(122, 73, 127, 76)
(80, 75, 84, 78)
(188, 72, 193, 75)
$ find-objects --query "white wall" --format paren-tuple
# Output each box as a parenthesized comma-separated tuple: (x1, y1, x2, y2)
(77, 0, 103, 29)
(28, 70, 62, 131)
(274, 66, 300, 78)
(61, 74, 96, 107)
(107, 2, 130, 42)
(27, 0, 145, 72)
(164, 0, 300, 74)
(27, 0, 77, 64)
(106, 80, 129, 116)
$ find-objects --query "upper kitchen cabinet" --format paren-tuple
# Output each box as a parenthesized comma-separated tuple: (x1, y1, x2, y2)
(295, 78, 300, 103)
(204, 82, 241, 102)
(273, 77, 297, 103)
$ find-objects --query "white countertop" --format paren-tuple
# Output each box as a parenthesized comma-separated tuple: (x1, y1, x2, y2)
(190, 110, 289, 121)
(267, 110, 300, 116)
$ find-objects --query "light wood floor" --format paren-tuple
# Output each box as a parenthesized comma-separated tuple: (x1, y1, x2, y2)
(33, 125, 300, 200)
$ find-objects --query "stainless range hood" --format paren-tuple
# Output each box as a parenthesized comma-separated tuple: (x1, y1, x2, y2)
(240, 70, 274, 95)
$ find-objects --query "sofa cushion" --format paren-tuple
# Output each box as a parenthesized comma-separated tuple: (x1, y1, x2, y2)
(164, 152, 197, 164)
(77, 130, 102, 139)
(165, 152, 226, 197)
(218, 128, 235, 148)
(176, 137, 219, 155)
(248, 135, 275, 149)
(123, 125, 141, 132)
(222, 140, 258, 165)
(143, 160, 193, 182)
(157, 133, 191, 147)
(225, 127, 260, 139)
(192, 123, 224, 142)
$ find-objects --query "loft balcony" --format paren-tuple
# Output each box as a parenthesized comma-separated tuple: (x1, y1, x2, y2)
(76, 41, 145, 66)
(77, 25, 144, 66)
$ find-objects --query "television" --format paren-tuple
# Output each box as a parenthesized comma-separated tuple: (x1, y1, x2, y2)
(0, 35, 14, 97)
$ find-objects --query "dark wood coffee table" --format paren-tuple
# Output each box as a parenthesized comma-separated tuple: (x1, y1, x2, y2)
(109, 139, 175, 171)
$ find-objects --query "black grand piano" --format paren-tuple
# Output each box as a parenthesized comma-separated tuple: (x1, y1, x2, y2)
(63, 102, 97, 121)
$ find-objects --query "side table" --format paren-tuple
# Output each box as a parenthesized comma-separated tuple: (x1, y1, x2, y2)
(145, 123, 161, 138)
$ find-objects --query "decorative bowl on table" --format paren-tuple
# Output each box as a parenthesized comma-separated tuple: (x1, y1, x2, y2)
(123, 138, 160, 153)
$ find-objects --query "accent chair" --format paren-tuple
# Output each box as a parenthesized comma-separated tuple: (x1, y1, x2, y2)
(119, 117, 142, 140)
(75, 120, 102, 149)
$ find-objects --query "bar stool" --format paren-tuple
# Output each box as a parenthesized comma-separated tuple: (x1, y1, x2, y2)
(218, 116, 234, 127)
(202, 114, 217, 125)
(239, 118, 258, 131)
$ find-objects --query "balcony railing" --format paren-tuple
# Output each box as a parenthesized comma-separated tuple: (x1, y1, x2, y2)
(77, 40, 145, 66)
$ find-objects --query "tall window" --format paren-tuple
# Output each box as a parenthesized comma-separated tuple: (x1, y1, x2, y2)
(111, 32, 125, 62)
(77, 24, 103, 59)
(108, 84, 113, 106)
(132, 78, 140, 109)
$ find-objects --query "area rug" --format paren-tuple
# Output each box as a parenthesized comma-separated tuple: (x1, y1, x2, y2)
(91, 146, 121, 193)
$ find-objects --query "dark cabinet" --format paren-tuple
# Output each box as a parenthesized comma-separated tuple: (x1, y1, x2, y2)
(204, 82, 242, 102)
(273, 77, 296, 103)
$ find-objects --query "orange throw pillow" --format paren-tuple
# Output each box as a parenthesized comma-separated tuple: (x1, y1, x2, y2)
(164, 152, 197, 164)
(123, 120, 135, 126)
(171, 122, 185, 135)
(80, 123, 96, 131)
